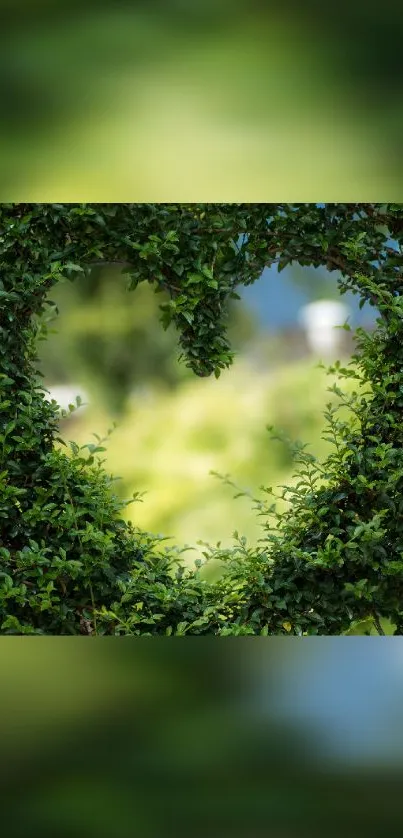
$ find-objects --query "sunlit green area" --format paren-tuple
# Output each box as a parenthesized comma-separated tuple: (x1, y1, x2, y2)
(1, 2, 403, 198)
(60, 359, 342, 554)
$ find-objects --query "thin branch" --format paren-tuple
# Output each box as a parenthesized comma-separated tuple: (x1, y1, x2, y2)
(372, 612, 385, 635)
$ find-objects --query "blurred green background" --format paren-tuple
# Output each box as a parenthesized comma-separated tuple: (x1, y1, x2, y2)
(1, 0, 403, 198)
(2, 640, 403, 838)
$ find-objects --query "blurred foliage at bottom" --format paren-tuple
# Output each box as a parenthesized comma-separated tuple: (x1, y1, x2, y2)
(1, 640, 403, 837)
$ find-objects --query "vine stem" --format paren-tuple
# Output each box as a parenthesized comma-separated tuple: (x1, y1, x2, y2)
(372, 612, 385, 635)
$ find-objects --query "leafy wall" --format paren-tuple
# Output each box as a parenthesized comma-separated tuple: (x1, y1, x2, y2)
(1, 203, 403, 634)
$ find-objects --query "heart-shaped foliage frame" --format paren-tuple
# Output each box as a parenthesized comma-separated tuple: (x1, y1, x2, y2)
(1, 203, 403, 634)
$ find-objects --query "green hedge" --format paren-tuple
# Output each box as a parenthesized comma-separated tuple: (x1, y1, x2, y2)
(1, 202, 403, 634)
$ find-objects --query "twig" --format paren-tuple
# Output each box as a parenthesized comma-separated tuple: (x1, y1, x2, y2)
(372, 611, 385, 635)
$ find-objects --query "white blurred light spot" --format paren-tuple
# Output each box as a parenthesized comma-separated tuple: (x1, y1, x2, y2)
(298, 299, 350, 358)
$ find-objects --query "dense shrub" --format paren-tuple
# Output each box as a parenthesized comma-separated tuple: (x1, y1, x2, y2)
(1, 202, 403, 634)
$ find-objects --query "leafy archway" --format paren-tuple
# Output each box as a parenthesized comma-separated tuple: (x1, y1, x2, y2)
(1, 203, 403, 634)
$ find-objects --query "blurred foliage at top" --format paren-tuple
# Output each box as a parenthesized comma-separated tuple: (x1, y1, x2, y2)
(0, 0, 402, 198)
